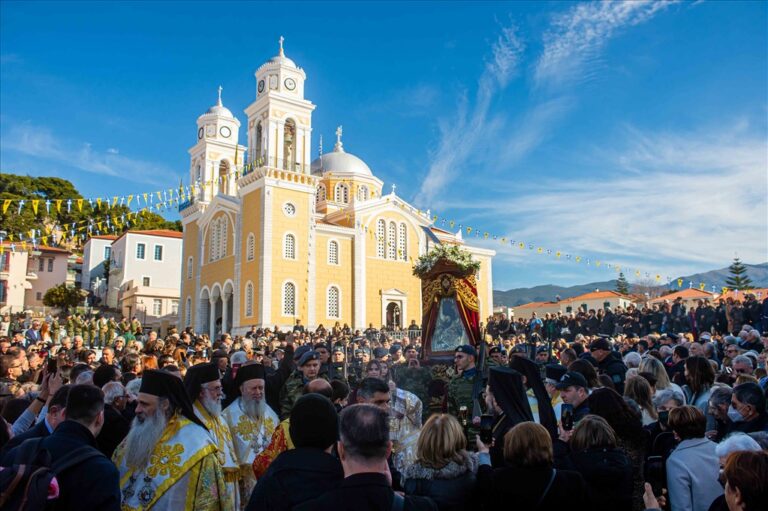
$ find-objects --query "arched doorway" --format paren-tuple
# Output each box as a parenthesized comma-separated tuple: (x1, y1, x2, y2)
(386, 302, 401, 329)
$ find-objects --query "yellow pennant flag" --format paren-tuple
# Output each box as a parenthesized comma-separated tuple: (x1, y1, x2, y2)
(96, 198, 102, 210)
(537, 247, 543, 253)
(112, 197, 118, 207)
(2, 200, 11, 214)
(721, 287, 728, 295)
(97, 222, 103, 231)
(655, 274, 661, 281)
(677, 278, 683, 288)
(7, 234, 13, 242)
(77, 199, 84, 212)
(127, 195, 134, 207)
(156, 191, 162, 202)
(41, 236, 48, 245)
(55, 199, 62, 213)
(32, 200, 39, 214)
(699, 282, 706, 290)
(466, 227, 472, 235)
(143, 193, 148, 203)
(519, 242, 525, 250)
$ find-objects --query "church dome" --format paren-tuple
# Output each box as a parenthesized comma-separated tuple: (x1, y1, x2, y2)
(311, 126, 372, 176)
(311, 150, 373, 176)
(266, 54, 297, 68)
(205, 104, 233, 117)
(202, 86, 233, 118)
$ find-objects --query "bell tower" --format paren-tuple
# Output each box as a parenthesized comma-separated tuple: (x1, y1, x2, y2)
(244, 37, 315, 173)
(188, 87, 246, 201)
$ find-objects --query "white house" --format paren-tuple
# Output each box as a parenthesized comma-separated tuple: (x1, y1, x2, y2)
(107, 230, 183, 329)
(81, 235, 117, 304)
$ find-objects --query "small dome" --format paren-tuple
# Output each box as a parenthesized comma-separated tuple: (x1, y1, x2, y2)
(202, 86, 233, 118)
(205, 104, 233, 117)
(266, 54, 297, 68)
(311, 151, 372, 176)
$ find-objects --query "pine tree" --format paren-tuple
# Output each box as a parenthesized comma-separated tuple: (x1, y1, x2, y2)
(725, 257, 754, 290)
(616, 272, 630, 295)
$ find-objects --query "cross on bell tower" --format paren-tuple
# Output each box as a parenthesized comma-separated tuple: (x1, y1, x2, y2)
(334, 125, 344, 152)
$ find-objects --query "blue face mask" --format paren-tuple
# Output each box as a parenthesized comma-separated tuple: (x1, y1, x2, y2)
(727, 404, 745, 423)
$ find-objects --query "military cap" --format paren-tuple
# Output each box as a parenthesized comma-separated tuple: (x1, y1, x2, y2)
(298, 350, 321, 366)
(455, 345, 477, 357)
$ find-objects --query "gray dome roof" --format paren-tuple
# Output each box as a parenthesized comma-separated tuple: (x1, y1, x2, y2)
(266, 54, 297, 68)
(311, 150, 372, 176)
(205, 104, 234, 117)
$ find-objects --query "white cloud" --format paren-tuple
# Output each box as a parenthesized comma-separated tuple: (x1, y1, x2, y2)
(451, 122, 767, 280)
(415, 22, 524, 206)
(534, 0, 675, 89)
(2, 123, 170, 185)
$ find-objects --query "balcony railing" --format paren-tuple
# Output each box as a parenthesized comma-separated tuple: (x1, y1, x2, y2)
(242, 157, 311, 176)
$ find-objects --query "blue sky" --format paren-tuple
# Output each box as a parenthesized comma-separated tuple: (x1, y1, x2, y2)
(1, 1, 766, 290)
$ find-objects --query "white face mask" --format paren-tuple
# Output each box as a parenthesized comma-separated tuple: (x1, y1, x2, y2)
(727, 404, 745, 423)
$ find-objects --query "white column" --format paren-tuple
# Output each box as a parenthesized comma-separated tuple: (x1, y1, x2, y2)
(222, 292, 229, 334)
(259, 186, 273, 326)
(209, 297, 216, 339)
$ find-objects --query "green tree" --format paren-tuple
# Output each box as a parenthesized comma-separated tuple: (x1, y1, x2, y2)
(0, 173, 180, 251)
(616, 272, 630, 295)
(43, 284, 85, 311)
(725, 257, 754, 290)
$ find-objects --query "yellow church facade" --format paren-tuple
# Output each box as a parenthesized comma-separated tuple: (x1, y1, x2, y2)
(179, 41, 495, 337)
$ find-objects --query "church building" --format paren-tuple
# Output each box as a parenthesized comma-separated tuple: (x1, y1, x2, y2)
(179, 39, 495, 337)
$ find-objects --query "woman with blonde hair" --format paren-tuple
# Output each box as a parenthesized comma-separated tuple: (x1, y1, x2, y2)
(638, 356, 685, 400)
(477, 422, 588, 510)
(624, 376, 658, 425)
(402, 414, 477, 511)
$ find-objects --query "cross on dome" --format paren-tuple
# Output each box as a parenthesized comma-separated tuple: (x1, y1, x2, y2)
(334, 125, 344, 152)
(279, 36, 285, 56)
(391, 183, 397, 195)
(217, 85, 223, 106)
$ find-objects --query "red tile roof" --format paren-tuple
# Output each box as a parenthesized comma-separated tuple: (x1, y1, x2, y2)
(114, 229, 183, 242)
(719, 288, 768, 302)
(36, 246, 72, 254)
(649, 288, 716, 303)
(89, 235, 118, 240)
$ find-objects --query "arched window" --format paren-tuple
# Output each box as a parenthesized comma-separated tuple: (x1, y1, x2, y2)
(376, 219, 386, 258)
(328, 240, 339, 265)
(283, 282, 296, 316)
(185, 297, 192, 326)
(187, 256, 193, 279)
(387, 221, 397, 260)
(245, 282, 254, 317)
(316, 184, 326, 204)
(220, 217, 228, 259)
(335, 183, 349, 204)
(327, 286, 340, 319)
(218, 160, 230, 195)
(246, 233, 255, 262)
(284, 233, 296, 259)
(209, 222, 218, 262)
(195, 164, 201, 183)
(357, 185, 369, 202)
(398, 223, 407, 260)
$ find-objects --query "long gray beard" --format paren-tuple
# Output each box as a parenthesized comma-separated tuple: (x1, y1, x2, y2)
(201, 395, 222, 417)
(124, 409, 168, 471)
(240, 396, 265, 420)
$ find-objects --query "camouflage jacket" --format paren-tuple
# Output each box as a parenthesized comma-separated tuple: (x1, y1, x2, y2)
(278, 372, 328, 420)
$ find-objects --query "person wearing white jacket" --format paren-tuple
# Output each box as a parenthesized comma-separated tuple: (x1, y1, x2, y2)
(666, 406, 723, 511)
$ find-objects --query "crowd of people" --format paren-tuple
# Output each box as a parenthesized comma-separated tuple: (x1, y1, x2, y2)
(0, 296, 767, 511)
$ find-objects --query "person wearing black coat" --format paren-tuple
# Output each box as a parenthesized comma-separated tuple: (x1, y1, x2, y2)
(247, 447, 343, 511)
(402, 414, 478, 511)
(3, 385, 120, 511)
(476, 422, 588, 511)
(0, 418, 50, 460)
(96, 401, 130, 458)
(247, 393, 343, 511)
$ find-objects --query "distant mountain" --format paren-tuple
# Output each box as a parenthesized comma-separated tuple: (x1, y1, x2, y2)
(493, 263, 768, 307)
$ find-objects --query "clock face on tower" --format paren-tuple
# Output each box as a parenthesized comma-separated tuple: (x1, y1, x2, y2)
(205, 125, 215, 137)
(284, 78, 296, 91)
(198, 127, 204, 140)
(258, 80, 265, 94)
(220, 126, 231, 138)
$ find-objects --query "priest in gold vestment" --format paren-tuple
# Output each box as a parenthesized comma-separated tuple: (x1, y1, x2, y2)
(184, 362, 241, 511)
(113, 370, 228, 511)
(221, 363, 279, 506)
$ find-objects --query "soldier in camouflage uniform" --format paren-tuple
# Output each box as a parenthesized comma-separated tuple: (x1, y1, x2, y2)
(73, 314, 84, 338)
(118, 318, 130, 336)
(106, 317, 117, 346)
(447, 345, 481, 442)
(65, 315, 75, 338)
(279, 349, 326, 419)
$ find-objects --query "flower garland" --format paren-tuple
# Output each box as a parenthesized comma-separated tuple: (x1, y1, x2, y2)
(412, 244, 481, 278)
